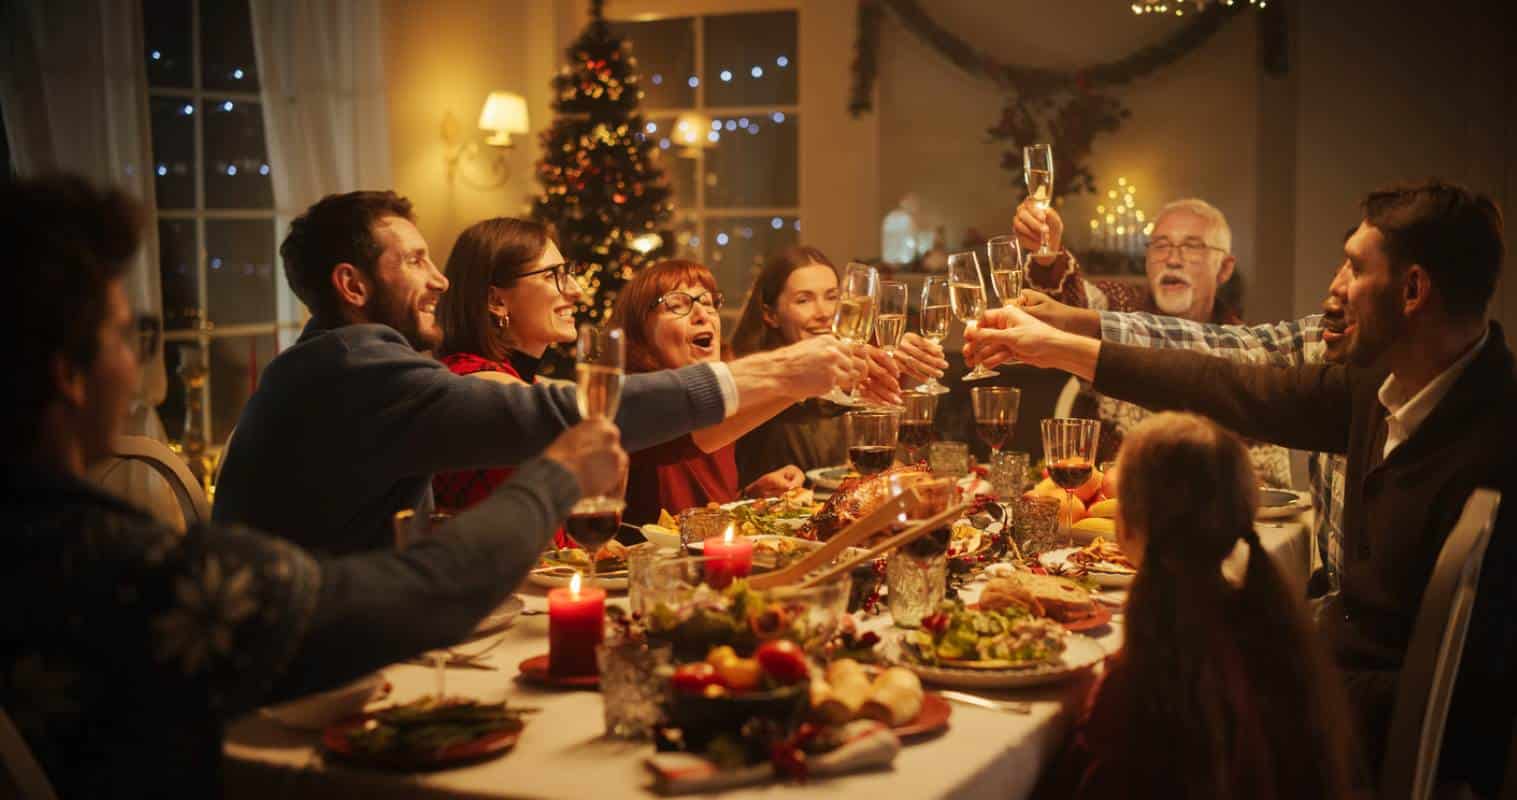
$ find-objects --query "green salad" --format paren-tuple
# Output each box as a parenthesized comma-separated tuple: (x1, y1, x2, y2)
(343, 698, 532, 756)
(902, 601, 1067, 666)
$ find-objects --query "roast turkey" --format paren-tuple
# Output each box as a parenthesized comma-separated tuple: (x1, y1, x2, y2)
(797, 464, 931, 540)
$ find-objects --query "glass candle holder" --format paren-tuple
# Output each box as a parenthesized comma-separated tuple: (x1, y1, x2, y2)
(886, 548, 948, 628)
(927, 440, 970, 479)
(676, 507, 732, 551)
(1012, 495, 1063, 558)
(597, 639, 674, 739)
(990, 451, 1030, 502)
(626, 542, 677, 614)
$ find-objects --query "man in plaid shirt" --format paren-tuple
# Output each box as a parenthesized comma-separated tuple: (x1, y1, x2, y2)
(1017, 270, 1353, 601)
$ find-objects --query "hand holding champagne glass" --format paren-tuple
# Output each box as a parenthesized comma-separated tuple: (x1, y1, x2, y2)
(1039, 417, 1100, 538)
(986, 234, 1025, 366)
(824, 262, 879, 406)
(915, 277, 952, 395)
(1023, 144, 1055, 256)
(571, 325, 627, 585)
(948, 250, 999, 381)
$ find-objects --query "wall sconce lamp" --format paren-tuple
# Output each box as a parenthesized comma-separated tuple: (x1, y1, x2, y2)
(672, 111, 715, 159)
(443, 91, 530, 189)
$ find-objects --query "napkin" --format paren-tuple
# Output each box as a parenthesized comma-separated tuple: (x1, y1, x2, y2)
(645, 721, 900, 794)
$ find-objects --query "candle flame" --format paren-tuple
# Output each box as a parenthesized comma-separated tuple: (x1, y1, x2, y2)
(723, 524, 735, 544)
(569, 571, 582, 596)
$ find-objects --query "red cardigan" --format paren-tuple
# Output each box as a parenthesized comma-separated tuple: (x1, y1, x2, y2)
(431, 352, 571, 548)
(623, 434, 739, 526)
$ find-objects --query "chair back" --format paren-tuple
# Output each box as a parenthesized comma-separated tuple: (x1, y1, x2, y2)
(1381, 488, 1501, 800)
(110, 435, 211, 527)
(1052, 375, 1081, 419)
(0, 708, 57, 800)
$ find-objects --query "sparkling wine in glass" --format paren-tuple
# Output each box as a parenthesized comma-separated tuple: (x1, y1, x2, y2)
(824, 262, 878, 406)
(845, 410, 900, 476)
(899, 391, 939, 464)
(948, 250, 998, 381)
(571, 325, 628, 584)
(916, 277, 952, 395)
(986, 234, 1025, 367)
(1024, 144, 1055, 256)
(971, 386, 1020, 457)
(875, 280, 908, 354)
(1039, 417, 1101, 538)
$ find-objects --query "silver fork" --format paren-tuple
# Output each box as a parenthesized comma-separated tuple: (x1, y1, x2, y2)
(938, 690, 1032, 714)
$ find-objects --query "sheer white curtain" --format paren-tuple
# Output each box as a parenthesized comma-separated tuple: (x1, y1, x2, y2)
(0, 0, 167, 410)
(250, 0, 392, 346)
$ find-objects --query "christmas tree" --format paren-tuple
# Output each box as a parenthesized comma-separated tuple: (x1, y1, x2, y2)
(532, 0, 674, 356)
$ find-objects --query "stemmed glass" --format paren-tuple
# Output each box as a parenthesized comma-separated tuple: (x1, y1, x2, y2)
(898, 391, 938, 464)
(568, 325, 627, 585)
(1024, 144, 1055, 256)
(844, 410, 900, 476)
(948, 250, 998, 381)
(823, 262, 879, 406)
(1039, 418, 1101, 538)
(915, 276, 951, 395)
(986, 234, 1025, 366)
(972, 386, 1021, 458)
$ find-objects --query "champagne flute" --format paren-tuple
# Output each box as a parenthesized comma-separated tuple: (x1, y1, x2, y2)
(916, 276, 952, 395)
(948, 250, 998, 381)
(824, 262, 879, 406)
(875, 281, 908, 406)
(1039, 417, 1100, 539)
(1023, 144, 1055, 255)
(972, 386, 1020, 458)
(569, 325, 627, 585)
(898, 391, 938, 464)
(845, 410, 900, 476)
(986, 234, 1025, 367)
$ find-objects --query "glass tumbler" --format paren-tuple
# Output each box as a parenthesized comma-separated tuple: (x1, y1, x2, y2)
(597, 639, 674, 739)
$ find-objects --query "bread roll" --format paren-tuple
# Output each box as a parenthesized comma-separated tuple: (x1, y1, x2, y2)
(817, 661, 872, 723)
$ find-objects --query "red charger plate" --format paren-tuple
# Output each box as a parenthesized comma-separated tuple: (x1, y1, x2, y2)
(892, 692, 951, 738)
(516, 653, 600, 689)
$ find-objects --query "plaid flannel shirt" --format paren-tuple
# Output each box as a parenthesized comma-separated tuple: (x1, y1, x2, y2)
(1097, 310, 1346, 596)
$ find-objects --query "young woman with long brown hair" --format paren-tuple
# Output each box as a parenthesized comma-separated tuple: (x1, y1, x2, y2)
(728, 247, 948, 485)
(607, 259, 808, 525)
(1036, 412, 1359, 799)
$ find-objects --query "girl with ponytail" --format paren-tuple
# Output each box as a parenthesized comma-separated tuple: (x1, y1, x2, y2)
(1036, 412, 1360, 799)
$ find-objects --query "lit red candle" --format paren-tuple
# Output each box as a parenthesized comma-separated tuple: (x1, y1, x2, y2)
(548, 572, 605, 677)
(702, 526, 753, 589)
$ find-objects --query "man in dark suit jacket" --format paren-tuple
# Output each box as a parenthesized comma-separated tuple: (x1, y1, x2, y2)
(966, 180, 1513, 794)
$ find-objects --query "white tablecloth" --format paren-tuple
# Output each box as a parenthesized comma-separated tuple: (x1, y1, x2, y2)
(224, 516, 1311, 799)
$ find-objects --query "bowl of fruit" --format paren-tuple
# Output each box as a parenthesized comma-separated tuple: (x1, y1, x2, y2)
(666, 640, 813, 755)
(642, 557, 852, 661)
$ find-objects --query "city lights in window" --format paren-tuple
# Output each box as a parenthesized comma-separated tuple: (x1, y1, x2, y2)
(226, 165, 238, 175)
(771, 217, 783, 229)
(710, 119, 721, 130)
(651, 73, 663, 85)
(719, 70, 732, 82)
(724, 120, 736, 131)
(645, 121, 657, 133)
(659, 138, 671, 149)
(716, 232, 729, 246)
(233, 68, 245, 79)
(222, 100, 234, 111)
(751, 66, 763, 78)
(771, 112, 785, 124)
(707, 131, 720, 143)
(181, 104, 194, 115)
(259, 164, 270, 175)
(738, 117, 749, 128)
(687, 76, 699, 88)
(156, 164, 167, 177)
(748, 124, 760, 135)
(776, 56, 789, 68)
(151, 50, 162, 61)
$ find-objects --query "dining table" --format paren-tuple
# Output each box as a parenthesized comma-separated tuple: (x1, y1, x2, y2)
(223, 508, 1312, 800)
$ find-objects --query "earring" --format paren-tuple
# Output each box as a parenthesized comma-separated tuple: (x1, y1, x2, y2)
(494, 312, 510, 330)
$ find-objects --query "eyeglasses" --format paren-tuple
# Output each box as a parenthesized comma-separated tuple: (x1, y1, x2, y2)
(650, 290, 723, 318)
(503, 261, 588, 295)
(135, 314, 161, 361)
(1145, 239, 1226, 264)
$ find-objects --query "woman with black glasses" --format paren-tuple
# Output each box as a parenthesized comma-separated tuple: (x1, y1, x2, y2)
(431, 217, 589, 537)
(608, 260, 806, 526)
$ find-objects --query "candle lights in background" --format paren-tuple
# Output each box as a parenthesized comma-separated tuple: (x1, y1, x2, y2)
(1086, 177, 1152, 261)
(702, 525, 753, 589)
(548, 572, 606, 677)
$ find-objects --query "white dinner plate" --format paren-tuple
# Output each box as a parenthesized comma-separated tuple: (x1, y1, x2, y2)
(471, 594, 525, 636)
(1040, 547, 1136, 588)
(893, 633, 1106, 689)
(1256, 488, 1309, 520)
(805, 466, 993, 497)
(641, 523, 682, 550)
(528, 566, 629, 591)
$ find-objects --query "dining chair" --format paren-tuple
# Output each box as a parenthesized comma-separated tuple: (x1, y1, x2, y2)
(1051, 375, 1081, 419)
(109, 435, 211, 527)
(0, 708, 57, 800)
(1380, 488, 1501, 800)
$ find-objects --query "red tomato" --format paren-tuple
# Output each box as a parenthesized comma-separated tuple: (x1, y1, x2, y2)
(671, 662, 721, 694)
(754, 640, 809, 685)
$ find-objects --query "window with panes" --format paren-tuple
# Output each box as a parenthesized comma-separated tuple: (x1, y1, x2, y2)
(606, 10, 800, 304)
(142, 0, 290, 446)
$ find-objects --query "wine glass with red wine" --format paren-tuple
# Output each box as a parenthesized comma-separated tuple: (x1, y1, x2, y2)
(971, 386, 1020, 458)
(845, 410, 900, 476)
(1039, 418, 1101, 537)
(898, 391, 938, 464)
(568, 325, 627, 585)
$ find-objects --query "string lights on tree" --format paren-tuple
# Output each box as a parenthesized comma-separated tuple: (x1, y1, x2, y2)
(532, 0, 675, 371)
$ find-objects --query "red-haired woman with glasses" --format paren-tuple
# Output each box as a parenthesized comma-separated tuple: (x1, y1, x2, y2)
(608, 260, 806, 525)
(430, 217, 588, 544)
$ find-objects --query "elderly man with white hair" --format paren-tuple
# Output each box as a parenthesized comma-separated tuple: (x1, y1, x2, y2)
(1012, 195, 1292, 486)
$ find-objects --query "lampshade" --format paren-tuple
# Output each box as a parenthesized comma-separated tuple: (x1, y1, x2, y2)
(478, 92, 529, 146)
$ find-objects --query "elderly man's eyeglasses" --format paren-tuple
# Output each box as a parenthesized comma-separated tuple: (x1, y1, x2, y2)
(1145, 239, 1226, 264)
(651, 290, 723, 318)
(505, 261, 588, 295)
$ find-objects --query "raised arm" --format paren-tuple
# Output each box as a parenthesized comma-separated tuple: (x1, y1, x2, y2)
(1099, 310, 1325, 368)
